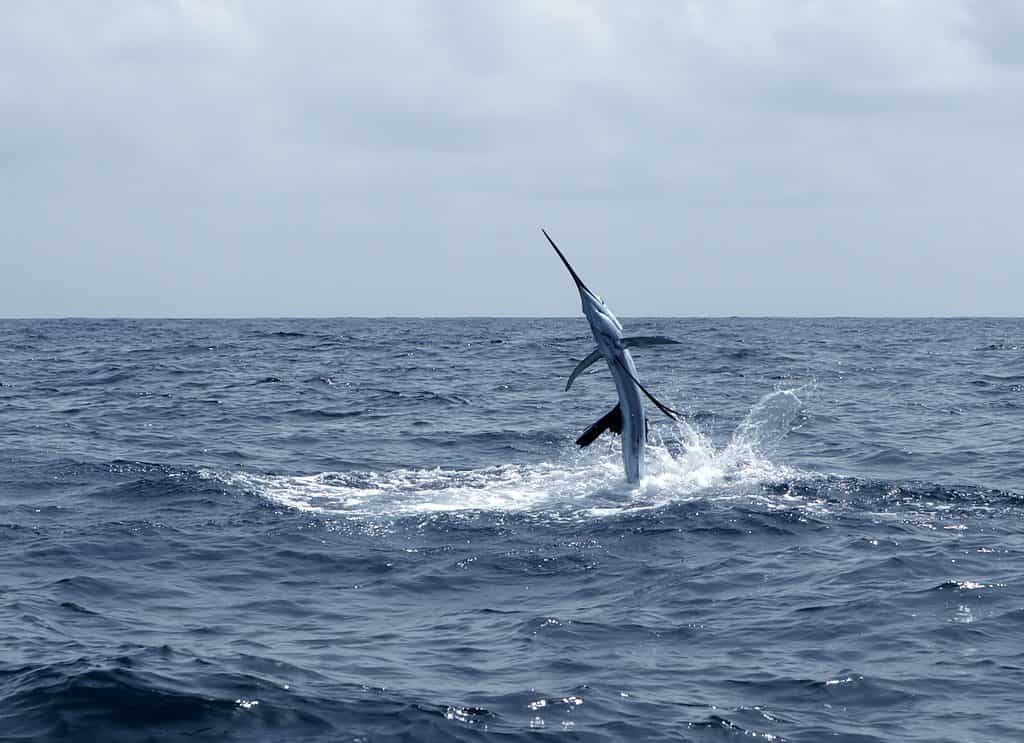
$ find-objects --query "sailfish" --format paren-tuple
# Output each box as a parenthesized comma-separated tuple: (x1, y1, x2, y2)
(543, 229, 682, 483)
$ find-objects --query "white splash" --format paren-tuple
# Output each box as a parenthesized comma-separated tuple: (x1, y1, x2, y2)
(206, 388, 813, 519)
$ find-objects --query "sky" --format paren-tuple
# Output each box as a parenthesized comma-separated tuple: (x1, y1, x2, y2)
(1, 1, 1022, 317)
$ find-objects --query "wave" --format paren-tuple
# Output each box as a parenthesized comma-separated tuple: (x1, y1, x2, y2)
(0, 656, 465, 742)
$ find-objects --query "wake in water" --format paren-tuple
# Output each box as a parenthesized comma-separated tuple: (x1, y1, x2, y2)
(210, 388, 811, 519)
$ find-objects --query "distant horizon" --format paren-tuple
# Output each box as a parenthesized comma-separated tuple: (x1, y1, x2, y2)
(2, 314, 1022, 322)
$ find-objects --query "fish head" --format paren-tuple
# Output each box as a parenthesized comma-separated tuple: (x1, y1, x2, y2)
(579, 288, 624, 338)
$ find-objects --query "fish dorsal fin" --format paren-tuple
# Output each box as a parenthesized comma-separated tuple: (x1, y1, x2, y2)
(566, 348, 602, 391)
(566, 339, 680, 392)
(575, 403, 623, 448)
(623, 336, 681, 349)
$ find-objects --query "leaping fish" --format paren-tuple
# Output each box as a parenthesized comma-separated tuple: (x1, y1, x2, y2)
(543, 228, 682, 483)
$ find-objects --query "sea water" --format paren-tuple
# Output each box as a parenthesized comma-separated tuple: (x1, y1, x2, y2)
(1, 317, 1022, 741)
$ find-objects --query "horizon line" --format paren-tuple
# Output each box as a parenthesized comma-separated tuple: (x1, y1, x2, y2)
(1, 314, 1022, 321)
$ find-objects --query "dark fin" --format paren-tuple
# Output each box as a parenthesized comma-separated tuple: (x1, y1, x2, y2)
(611, 356, 682, 422)
(576, 403, 623, 448)
(566, 348, 602, 391)
(623, 336, 682, 349)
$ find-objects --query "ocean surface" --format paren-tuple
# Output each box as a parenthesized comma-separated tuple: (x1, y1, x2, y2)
(1, 317, 1022, 742)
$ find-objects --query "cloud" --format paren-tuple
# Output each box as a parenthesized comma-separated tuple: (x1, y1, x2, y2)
(1, 1, 1022, 315)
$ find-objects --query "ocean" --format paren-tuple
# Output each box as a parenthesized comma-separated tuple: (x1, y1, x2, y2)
(1, 317, 1022, 742)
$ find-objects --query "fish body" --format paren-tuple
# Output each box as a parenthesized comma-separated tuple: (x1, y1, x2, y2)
(543, 229, 681, 483)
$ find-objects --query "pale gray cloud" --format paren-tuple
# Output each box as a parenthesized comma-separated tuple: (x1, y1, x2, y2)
(1, 1, 1021, 316)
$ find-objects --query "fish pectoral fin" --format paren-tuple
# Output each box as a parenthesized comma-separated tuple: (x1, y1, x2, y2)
(611, 356, 682, 422)
(623, 336, 682, 349)
(565, 348, 603, 391)
(638, 380, 682, 422)
(575, 403, 623, 448)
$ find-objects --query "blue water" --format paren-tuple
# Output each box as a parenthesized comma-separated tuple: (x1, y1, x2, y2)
(1, 318, 1023, 742)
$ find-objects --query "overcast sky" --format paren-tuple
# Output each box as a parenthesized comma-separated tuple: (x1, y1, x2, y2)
(1, 1, 1021, 317)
